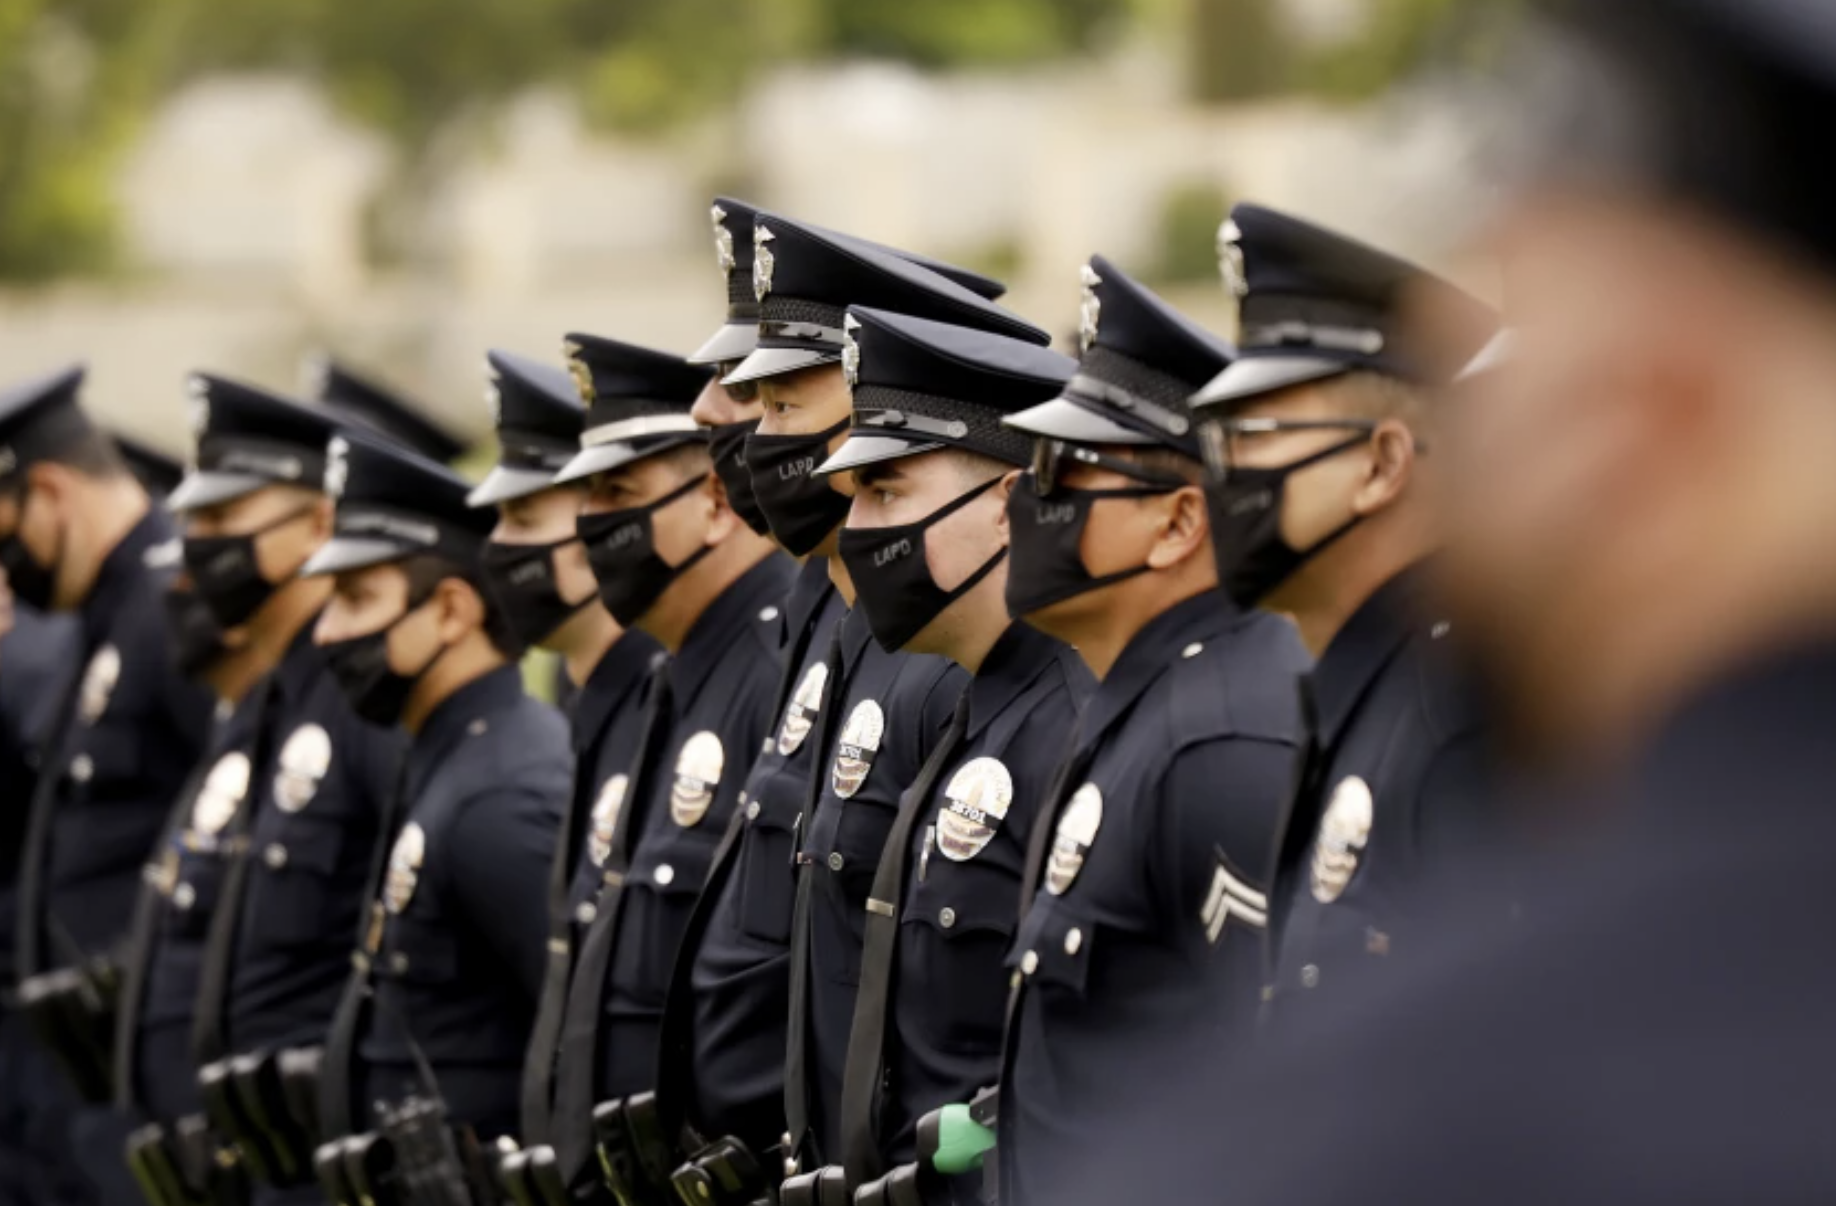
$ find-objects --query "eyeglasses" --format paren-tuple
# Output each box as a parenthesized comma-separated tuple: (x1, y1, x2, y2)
(717, 365, 760, 404)
(1196, 418, 1382, 477)
(1028, 439, 1187, 496)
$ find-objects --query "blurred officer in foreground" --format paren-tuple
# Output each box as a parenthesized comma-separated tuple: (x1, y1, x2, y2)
(1188, 204, 1498, 1015)
(468, 350, 660, 1199)
(540, 334, 789, 1201)
(0, 365, 215, 1206)
(307, 434, 568, 1192)
(115, 377, 404, 1206)
(815, 307, 1092, 1201)
(725, 213, 1049, 1186)
(993, 257, 1306, 1206)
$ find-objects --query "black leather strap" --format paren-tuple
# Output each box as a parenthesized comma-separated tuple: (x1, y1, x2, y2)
(14, 652, 94, 980)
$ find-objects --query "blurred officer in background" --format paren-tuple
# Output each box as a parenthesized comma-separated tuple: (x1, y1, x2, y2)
(0, 364, 215, 1206)
(1187, 204, 1498, 1017)
(992, 256, 1307, 1206)
(813, 306, 1091, 1203)
(303, 357, 471, 468)
(539, 334, 788, 1201)
(307, 434, 568, 1184)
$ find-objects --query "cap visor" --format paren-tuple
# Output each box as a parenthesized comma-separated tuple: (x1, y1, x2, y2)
(721, 346, 841, 386)
(687, 322, 760, 367)
(300, 535, 412, 578)
(816, 434, 944, 477)
(165, 471, 270, 513)
(553, 434, 699, 486)
(1003, 397, 1159, 446)
(1189, 354, 1348, 411)
(466, 465, 561, 508)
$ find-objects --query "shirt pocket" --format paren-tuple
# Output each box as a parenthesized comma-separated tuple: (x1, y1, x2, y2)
(380, 913, 459, 985)
(1005, 898, 1096, 1003)
(899, 867, 1022, 1056)
(161, 847, 227, 939)
(247, 810, 351, 948)
(732, 770, 801, 948)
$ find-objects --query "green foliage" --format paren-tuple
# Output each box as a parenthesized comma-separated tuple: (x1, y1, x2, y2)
(1147, 180, 1231, 286)
(1296, 0, 1521, 101)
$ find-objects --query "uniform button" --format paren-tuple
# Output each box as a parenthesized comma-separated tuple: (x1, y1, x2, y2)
(173, 882, 196, 910)
(747, 801, 761, 821)
(827, 852, 844, 872)
(1181, 642, 1203, 659)
(468, 719, 489, 736)
(655, 864, 676, 886)
(1300, 963, 1321, 989)
(1431, 620, 1452, 640)
(576, 902, 597, 926)
(390, 953, 409, 975)
(68, 754, 94, 783)
(1064, 927, 1083, 956)
(214, 700, 233, 723)
(263, 844, 288, 869)
(1021, 950, 1039, 976)
(939, 907, 957, 929)
(758, 606, 780, 623)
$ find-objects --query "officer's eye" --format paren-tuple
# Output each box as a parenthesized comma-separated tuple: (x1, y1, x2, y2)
(875, 488, 897, 507)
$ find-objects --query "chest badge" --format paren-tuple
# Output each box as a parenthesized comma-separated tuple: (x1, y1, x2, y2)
(383, 822, 426, 915)
(831, 700, 885, 800)
(671, 731, 725, 828)
(937, 757, 1013, 862)
(273, 724, 332, 813)
(78, 644, 122, 726)
(777, 661, 827, 757)
(190, 752, 252, 841)
(1311, 776, 1374, 904)
(1045, 783, 1103, 897)
(589, 774, 629, 865)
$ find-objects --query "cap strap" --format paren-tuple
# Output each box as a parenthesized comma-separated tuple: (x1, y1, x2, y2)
(580, 414, 702, 448)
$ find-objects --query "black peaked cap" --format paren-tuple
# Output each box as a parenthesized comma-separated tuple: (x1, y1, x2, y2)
(0, 364, 93, 482)
(114, 433, 184, 497)
(555, 334, 712, 483)
(168, 373, 341, 512)
(467, 350, 587, 507)
(300, 431, 494, 577)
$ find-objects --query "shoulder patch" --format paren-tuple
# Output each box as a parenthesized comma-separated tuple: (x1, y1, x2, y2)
(671, 731, 724, 828)
(273, 723, 333, 813)
(1045, 783, 1103, 896)
(1311, 775, 1373, 904)
(831, 699, 885, 799)
(937, 757, 1013, 862)
(1200, 847, 1267, 944)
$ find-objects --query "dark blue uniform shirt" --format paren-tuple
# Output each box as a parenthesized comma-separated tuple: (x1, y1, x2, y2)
(594, 554, 795, 1100)
(881, 623, 1092, 1163)
(0, 606, 81, 985)
(998, 593, 1306, 1206)
(1266, 565, 1488, 1013)
(799, 607, 966, 1160)
(681, 557, 844, 1148)
(358, 665, 569, 1140)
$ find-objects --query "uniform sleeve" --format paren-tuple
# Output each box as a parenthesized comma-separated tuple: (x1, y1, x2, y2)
(443, 784, 563, 1001)
(1411, 731, 1494, 872)
(1149, 737, 1295, 940)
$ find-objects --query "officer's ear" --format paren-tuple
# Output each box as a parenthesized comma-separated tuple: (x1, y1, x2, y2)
(699, 467, 743, 547)
(1144, 485, 1210, 571)
(1353, 418, 1418, 516)
(429, 576, 487, 642)
(995, 470, 1020, 544)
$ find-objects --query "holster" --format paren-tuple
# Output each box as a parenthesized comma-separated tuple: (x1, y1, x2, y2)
(778, 1166, 848, 1206)
(126, 1122, 204, 1206)
(524, 1145, 573, 1206)
(124, 1116, 251, 1206)
(376, 1094, 498, 1206)
(206, 1051, 317, 1186)
(278, 1046, 326, 1153)
(199, 1059, 284, 1187)
(313, 1139, 359, 1206)
(17, 958, 121, 1104)
(592, 1098, 673, 1206)
(342, 1132, 400, 1206)
(668, 1136, 771, 1206)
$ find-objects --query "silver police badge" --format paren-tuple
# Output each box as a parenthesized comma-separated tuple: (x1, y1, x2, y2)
(588, 774, 628, 866)
(711, 203, 735, 273)
(777, 661, 828, 757)
(753, 224, 776, 302)
(1077, 262, 1103, 352)
(384, 822, 426, 915)
(671, 731, 725, 828)
(1045, 783, 1103, 896)
(938, 757, 1013, 862)
(1310, 775, 1374, 904)
(831, 700, 885, 800)
(191, 752, 253, 838)
(78, 644, 121, 726)
(273, 724, 332, 813)
(1217, 218, 1249, 299)
(563, 339, 595, 405)
(841, 313, 862, 389)
(323, 436, 350, 499)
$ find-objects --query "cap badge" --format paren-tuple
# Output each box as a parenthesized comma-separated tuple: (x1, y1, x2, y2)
(1310, 775, 1374, 903)
(841, 314, 862, 389)
(563, 340, 595, 406)
(778, 661, 828, 757)
(1077, 262, 1103, 352)
(938, 757, 1014, 862)
(711, 203, 735, 274)
(831, 699, 885, 800)
(753, 225, 777, 303)
(324, 436, 350, 499)
(589, 774, 628, 866)
(273, 724, 333, 813)
(1046, 782, 1103, 896)
(1217, 219, 1249, 299)
(671, 731, 725, 828)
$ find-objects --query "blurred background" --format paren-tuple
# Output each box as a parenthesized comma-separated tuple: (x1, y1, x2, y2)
(0, 0, 1511, 452)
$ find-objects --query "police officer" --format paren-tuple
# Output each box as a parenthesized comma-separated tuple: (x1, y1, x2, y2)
(1187, 205, 1497, 1014)
(464, 350, 660, 1179)
(994, 256, 1308, 1206)
(538, 333, 790, 1199)
(721, 211, 1050, 1185)
(116, 376, 407, 1206)
(0, 364, 216, 1206)
(304, 356, 471, 467)
(307, 433, 569, 1169)
(810, 306, 1092, 1199)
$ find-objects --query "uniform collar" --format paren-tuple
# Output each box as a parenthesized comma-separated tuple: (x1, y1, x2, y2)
(965, 622, 1062, 741)
(671, 553, 796, 711)
(1078, 589, 1233, 748)
(1309, 562, 1431, 749)
(782, 556, 839, 650)
(273, 617, 327, 708)
(570, 628, 661, 755)
(408, 663, 529, 786)
(81, 507, 174, 646)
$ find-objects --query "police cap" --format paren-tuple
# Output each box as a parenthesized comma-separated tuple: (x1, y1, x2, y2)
(553, 335, 711, 484)
(167, 373, 340, 512)
(299, 432, 494, 577)
(0, 364, 95, 484)
(305, 355, 470, 465)
(114, 433, 184, 497)
(466, 350, 586, 507)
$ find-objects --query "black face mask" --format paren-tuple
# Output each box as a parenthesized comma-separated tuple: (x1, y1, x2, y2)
(576, 474, 714, 627)
(839, 477, 1008, 653)
(319, 601, 446, 728)
(1004, 471, 1175, 619)
(745, 418, 852, 556)
(0, 488, 60, 611)
(479, 536, 594, 649)
(162, 585, 232, 680)
(708, 419, 770, 537)
(1206, 435, 1369, 609)
(182, 507, 312, 629)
